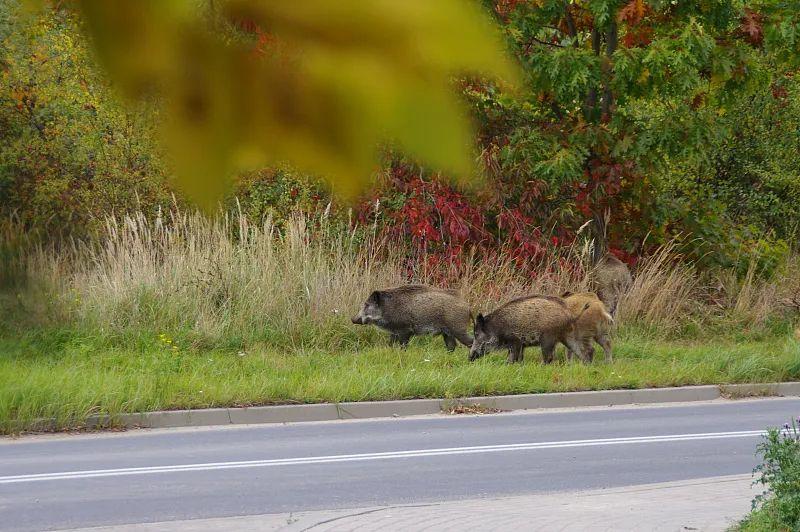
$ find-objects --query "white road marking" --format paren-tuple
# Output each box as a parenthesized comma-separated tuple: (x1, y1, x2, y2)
(0, 430, 764, 485)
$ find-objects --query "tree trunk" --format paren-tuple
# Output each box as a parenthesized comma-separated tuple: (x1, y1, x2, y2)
(601, 21, 617, 120)
(590, 207, 608, 265)
(584, 28, 602, 122)
(563, 2, 577, 39)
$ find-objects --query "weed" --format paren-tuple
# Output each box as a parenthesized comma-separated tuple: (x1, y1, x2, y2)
(739, 420, 800, 531)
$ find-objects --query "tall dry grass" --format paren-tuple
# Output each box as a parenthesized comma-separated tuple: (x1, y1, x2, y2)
(5, 207, 799, 350)
(14, 208, 404, 349)
(615, 241, 698, 331)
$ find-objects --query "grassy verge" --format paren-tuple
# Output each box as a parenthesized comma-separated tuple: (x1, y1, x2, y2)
(2, 327, 799, 434)
(2, 210, 799, 434)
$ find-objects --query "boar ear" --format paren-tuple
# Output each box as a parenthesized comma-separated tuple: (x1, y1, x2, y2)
(475, 313, 485, 330)
(368, 290, 382, 304)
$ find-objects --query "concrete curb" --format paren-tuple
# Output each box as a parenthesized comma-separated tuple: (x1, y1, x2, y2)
(68, 382, 800, 431)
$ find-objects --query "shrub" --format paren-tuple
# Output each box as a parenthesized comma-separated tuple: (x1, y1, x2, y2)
(229, 166, 331, 228)
(656, 76, 800, 272)
(0, 3, 171, 236)
(706, 80, 800, 241)
(742, 421, 800, 531)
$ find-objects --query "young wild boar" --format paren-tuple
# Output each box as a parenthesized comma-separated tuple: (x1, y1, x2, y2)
(469, 295, 590, 364)
(591, 253, 632, 317)
(351, 284, 473, 351)
(561, 291, 614, 363)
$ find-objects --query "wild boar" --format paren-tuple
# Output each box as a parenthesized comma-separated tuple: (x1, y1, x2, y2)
(590, 253, 632, 317)
(561, 291, 614, 363)
(351, 284, 473, 350)
(469, 295, 590, 364)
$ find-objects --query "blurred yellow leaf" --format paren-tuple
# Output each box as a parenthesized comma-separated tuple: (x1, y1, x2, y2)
(62, 0, 519, 208)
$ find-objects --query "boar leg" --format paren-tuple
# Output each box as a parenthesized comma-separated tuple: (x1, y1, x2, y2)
(563, 336, 589, 363)
(389, 331, 412, 348)
(507, 342, 524, 364)
(596, 333, 613, 363)
(583, 340, 595, 362)
(540, 336, 556, 364)
(442, 333, 457, 352)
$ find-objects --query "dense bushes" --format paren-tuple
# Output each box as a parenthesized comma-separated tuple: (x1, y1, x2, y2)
(656, 75, 800, 272)
(230, 166, 330, 227)
(0, 4, 171, 236)
(709, 85, 800, 240)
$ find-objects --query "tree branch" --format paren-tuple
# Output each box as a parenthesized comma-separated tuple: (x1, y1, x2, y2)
(525, 36, 565, 50)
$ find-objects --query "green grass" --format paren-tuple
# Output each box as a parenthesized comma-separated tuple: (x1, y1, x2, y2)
(735, 507, 783, 532)
(2, 326, 799, 434)
(736, 494, 797, 531)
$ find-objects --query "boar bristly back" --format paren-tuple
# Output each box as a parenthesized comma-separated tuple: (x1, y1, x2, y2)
(352, 284, 473, 351)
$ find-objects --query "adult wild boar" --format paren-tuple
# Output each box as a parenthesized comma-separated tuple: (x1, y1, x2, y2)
(351, 284, 473, 350)
(591, 253, 632, 317)
(561, 291, 614, 363)
(469, 295, 590, 364)
(586, 212, 633, 317)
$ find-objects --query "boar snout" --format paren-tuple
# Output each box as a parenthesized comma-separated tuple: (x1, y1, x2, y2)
(468, 347, 484, 362)
(351, 315, 363, 325)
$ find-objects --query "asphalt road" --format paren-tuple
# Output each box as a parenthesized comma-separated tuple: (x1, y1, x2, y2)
(1, 398, 798, 532)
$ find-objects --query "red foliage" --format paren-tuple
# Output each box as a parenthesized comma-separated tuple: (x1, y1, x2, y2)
(358, 162, 573, 279)
(576, 159, 632, 212)
(619, 0, 654, 48)
(740, 9, 764, 47)
(497, 208, 548, 268)
(368, 166, 488, 252)
(572, 157, 642, 265)
(618, 0, 649, 25)
(771, 82, 789, 103)
(621, 25, 654, 48)
(358, 154, 642, 279)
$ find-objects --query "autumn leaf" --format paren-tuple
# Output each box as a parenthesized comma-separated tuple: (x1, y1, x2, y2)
(621, 26, 653, 48)
(740, 9, 764, 47)
(618, 0, 648, 25)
